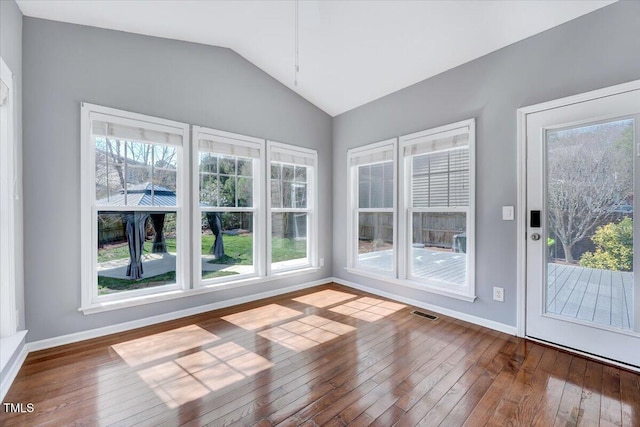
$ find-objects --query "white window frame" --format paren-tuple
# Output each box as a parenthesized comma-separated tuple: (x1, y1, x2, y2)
(267, 141, 318, 274)
(399, 118, 476, 300)
(0, 57, 17, 337)
(192, 126, 265, 288)
(346, 138, 397, 278)
(80, 103, 190, 311)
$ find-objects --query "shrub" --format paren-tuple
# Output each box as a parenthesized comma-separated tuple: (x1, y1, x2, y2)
(580, 217, 633, 271)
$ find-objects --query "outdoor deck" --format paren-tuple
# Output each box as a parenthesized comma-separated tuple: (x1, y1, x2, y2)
(547, 262, 633, 329)
(358, 249, 634, 330)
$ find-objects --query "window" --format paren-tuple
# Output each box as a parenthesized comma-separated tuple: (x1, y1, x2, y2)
(193, 127, 264, 285)
(268, 142, 318, 273)
(347, 139, 396, 276)
(81, 104, 189, 308)
(0, 57, 17, 337)
(346, 120, 475, 301)
(400, 119, 475, 298)
(81, 105, 319, 312)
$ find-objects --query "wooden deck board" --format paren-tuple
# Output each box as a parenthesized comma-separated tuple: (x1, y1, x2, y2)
(548, 263, 633, 330)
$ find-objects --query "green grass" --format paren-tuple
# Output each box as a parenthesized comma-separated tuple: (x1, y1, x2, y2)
(98, 271, 176, 295)
(271, 237, 307, 263)
(205, 235, 307, 264)
(202, 270, 239, 279)
(98, 239, 177, 263)
(97, 234, 306, 284)
(205, 235, 253, 265)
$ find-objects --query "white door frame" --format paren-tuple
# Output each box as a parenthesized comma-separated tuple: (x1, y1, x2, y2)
(516, 79, 640, 343)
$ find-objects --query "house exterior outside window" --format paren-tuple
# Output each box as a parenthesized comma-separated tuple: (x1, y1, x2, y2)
(81, 103, 189, 310)
(268, 141, 318, 273)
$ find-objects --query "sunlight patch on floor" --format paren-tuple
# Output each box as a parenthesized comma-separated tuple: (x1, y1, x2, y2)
(111, 325, 220, 367)
(292, 289, 358, 308)
(221, 304, 303, 330)
(258, 315, 355, 352)
(330, 297, 406, 322)
(137, 341, 274, 409)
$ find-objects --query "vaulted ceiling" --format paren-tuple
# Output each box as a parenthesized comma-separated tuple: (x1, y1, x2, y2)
(16, 0, 614, 116)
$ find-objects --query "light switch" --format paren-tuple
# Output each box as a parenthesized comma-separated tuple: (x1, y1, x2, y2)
(502, 206, 514, 221)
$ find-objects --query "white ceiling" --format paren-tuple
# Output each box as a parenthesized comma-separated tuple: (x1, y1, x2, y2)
(16, 0, 614, 116)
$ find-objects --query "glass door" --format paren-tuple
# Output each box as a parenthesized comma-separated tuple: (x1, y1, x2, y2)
(525, 86, 640, 368)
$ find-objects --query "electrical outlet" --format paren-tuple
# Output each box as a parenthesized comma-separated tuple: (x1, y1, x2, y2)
(319, 258, 324, 267)
(493, 287, 504, 302)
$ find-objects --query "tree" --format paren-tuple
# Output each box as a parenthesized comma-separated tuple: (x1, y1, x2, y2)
(580, 217, 633, 271)
(547, 120, 633, 263)
(95, 138, 177, 198)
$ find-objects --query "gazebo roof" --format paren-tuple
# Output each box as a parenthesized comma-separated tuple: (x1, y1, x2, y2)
(96, 182, 176, 207)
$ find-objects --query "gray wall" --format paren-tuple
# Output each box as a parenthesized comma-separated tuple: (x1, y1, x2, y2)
(22, 18, 333, 342)
(0, 0, 25, 332)
(332, 1, 640, 327)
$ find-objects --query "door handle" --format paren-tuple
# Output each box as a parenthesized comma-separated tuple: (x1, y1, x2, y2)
(530, 233, 541, 241)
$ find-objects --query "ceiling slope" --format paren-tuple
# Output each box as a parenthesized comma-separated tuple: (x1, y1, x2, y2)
(16, 0, 615, 116)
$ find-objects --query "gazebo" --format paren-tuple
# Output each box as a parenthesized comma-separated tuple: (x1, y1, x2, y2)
(97, 183, 223, 279)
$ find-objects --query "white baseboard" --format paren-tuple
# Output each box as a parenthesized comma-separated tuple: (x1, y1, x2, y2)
(1, 336, 28, 401)
(331, 277, 518, 336)
(28, 278, 329, 352)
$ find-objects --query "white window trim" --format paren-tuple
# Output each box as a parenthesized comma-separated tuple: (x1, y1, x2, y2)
(346, 138, 397, 277)
(80, 103, 190, 311)
(0, 56, 17, 337)
(267, 141, 318, 274)
(192, 126, 266, 288)
(79, 108, 321, 314)
(345, 125, 476, 302)
(399, 118, 476, 300)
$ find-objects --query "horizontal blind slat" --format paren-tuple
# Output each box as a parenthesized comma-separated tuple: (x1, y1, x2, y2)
(92, 120, 183, 146)
(199, 139, 261, 158)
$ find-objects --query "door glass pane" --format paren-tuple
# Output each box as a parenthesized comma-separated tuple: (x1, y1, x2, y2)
(545, 118, 634, 330)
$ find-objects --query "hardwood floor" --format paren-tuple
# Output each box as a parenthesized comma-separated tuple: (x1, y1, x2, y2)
(2, 283, 638, 426)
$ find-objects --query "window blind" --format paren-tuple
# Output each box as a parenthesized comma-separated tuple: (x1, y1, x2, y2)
(92, 120, 183, 146)
(199, 138, 261, 159)
(350, 147, 393, 166)
(270, 147, 316, 166)
(403, 128, 469, 157)
(412, 148, 469, 208)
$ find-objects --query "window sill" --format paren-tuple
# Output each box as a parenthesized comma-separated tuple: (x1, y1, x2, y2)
(345, 267, 477, 303)
(0, 330, 28, 373)
(79, 266, 321, 315)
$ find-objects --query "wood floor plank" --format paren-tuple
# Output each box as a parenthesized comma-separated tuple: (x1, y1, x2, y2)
(510, 345, 554, 426)
(554, 354, 588, 426)
(600, 366, 623, 427)
(619, 369, 640, 427)
(531, 351, 573, 427)
(393, 329, 497, 425)
(192, 309, 422, 426)
(2, 282, 638, 427)
(578, 360, 604, 427)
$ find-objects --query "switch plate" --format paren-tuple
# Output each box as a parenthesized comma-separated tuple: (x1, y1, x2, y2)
(493, 287, 504, 302)
(502, 206, 514, 221)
